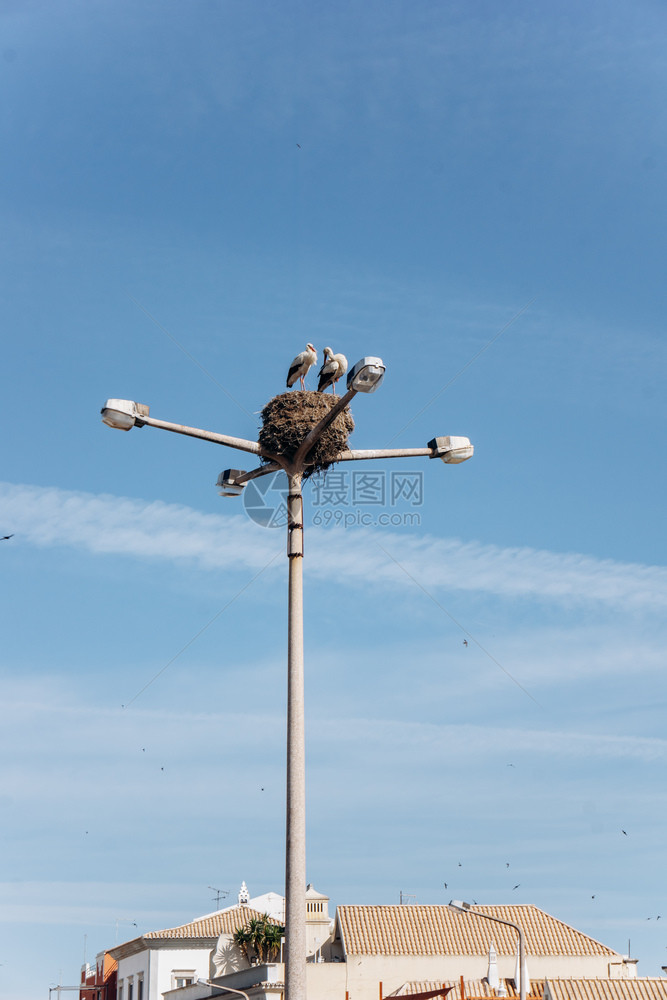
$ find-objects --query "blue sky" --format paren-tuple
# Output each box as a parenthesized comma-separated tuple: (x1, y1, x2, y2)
(2, 1, 667, 997)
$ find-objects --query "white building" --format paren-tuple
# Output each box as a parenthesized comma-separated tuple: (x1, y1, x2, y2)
(190, 901, 641, 1000)
(102, 892, 648, 1000)
(106, 885, 284, 1000)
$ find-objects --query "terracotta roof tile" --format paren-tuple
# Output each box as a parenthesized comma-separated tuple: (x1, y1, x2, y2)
(144, 908, 281, 941)
(390, 981, 544, 998)
(547, 981, 667, 1000)
(336, 906, 618, 958)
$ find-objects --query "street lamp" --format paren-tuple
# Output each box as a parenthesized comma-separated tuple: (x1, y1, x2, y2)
(101, 361, 473, 1000)
(447, 901, 526, 1000)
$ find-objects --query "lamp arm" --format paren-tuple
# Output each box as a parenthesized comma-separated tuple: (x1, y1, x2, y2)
(335, 447, 433, 461)
(139, 415, 262, 456)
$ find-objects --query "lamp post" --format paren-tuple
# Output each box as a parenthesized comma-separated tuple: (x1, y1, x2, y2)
(447, 901, 526, 1000)
(101, 358, 473, 1000)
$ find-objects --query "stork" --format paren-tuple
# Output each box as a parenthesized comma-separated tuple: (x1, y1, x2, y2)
(316, 346, 348, 394)
(286, 343, 318, 389)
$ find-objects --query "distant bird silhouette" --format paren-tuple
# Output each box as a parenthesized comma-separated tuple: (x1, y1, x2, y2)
(1, 534, 13, 540)
(622, 829, 628, 836)
(591, 895, 596, 899)
(443, 882, 448, 889)
(506, 863, 510, 868)
(513, 884, 520, 890)
(463, 639, 468, 647)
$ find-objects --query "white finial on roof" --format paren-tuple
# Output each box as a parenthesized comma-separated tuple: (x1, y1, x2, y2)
(238, 881, 250, 905)
(487, 940, 500, 991)
(497, 982, 507, 998)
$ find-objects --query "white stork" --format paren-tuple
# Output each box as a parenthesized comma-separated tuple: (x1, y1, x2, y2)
(286, 343, 318, 389)
(317, 346, 348, 394)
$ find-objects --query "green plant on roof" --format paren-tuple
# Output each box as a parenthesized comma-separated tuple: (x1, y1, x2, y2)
(234, 915, 284, 965)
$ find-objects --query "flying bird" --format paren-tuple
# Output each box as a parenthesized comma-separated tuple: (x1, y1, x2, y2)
(622, 829, 628, 836)
(317, 346, 348, 394)
(443, 882, 448, 889)
(513, 884, 520, 890)
(287, 344, 318, 389)
(462, 639, 468, 647)
(1, 534, 13, 540)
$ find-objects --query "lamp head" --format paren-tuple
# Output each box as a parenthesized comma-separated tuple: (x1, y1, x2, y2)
(101, 399, 149, 431)
(347, 357, 385, 393)
(428, 436, 474, 464)
(448, 899, 472, 912)
(216, 470, 246, 497)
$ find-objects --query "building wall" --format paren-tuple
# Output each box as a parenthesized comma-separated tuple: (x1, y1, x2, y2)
(335, 954, 620, 1000)
(212, 934, 249, 977)
(117, 947, 215, 1000)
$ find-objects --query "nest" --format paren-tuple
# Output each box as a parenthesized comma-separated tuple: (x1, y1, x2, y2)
(259, 391, 354, 475)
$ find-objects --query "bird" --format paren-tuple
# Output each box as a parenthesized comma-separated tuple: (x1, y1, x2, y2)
(287, 344, 318, 389)
(316, 346, 348, 394)
(513, 884, 520, 890)
(443, 882, 448, 889)
(506, 863, 510, 868)
(463, 639, 468, 647)
(622, 829, 628, 836)
(1, 534, 13, 540)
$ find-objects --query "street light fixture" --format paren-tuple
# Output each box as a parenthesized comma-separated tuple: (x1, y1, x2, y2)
(428, 436, 475, 464)
(101, 360, 473, 1000)
(346, 356, 386, 393)
(447, 900, 526, 1000)
(101, 399, 150, 431)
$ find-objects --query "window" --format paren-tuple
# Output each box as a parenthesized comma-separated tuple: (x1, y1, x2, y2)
(137, 976, 144, 1000)
(118, 981, 124, 1000)
(172, 971, 195, 990)
(128, 978, 134, 1000)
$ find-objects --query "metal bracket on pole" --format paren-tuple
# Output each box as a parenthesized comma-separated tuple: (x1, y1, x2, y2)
(287, 493, 304, 558)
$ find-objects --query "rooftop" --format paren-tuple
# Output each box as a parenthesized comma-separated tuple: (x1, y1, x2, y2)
(336, 906, 619, 958)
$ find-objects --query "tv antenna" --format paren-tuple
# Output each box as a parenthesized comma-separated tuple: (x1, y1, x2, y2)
(399, 891, 416, 905)
(209, 886, 230, 908)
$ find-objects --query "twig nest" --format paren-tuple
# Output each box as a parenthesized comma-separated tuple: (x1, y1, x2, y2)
(259, 391, 354, 475)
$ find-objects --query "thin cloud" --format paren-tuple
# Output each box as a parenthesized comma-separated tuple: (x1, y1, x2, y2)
(2, 482, 667, 610)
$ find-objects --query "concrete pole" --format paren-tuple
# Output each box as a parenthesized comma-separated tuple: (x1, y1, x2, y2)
(285, 472, 306, 1000)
